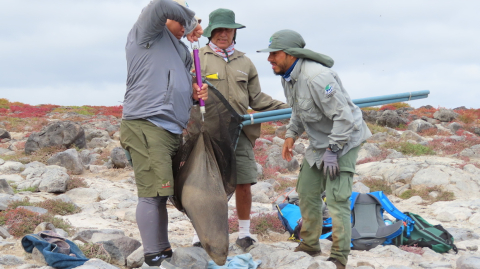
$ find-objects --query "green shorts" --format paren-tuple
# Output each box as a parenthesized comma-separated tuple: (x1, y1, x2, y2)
(120, 119, 181, 197)
(235, 132, 258, 185)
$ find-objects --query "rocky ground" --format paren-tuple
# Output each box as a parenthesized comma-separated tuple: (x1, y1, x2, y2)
(1, 106, 480, 269)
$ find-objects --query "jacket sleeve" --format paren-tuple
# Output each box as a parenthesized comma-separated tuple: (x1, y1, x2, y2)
(134, 0, 197, 47)
(309, 71, 356, 148)
(286, 109, 305, 140)
(247, 62, 289, 111)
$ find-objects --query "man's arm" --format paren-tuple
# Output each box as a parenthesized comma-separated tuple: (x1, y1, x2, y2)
(246, 63, 289, 111)
(134, 0, 197, 46)
(309, 72, 355, 148)
(283, 109, 304, 161)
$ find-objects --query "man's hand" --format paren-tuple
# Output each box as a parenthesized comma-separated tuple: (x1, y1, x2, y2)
(320, 149, 339, 180)
(192, 82, 208, 101)
(186, 23, 204, 42)
(282, 137, 295, 162)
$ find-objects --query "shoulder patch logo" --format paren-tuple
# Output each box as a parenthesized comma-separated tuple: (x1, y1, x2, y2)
(325, 84, 336, 98)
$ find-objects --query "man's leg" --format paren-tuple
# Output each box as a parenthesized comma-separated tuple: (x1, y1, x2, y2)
(136, 196, 172, 266)
(236, 183, 252, 237)
(120, 119, 180, 265)
(325, 146, 360, 267)
(295, 160, 325, 254)
(234, 132, 258, 251)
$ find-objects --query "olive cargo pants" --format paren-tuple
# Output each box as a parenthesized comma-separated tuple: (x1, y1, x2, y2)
(296, 146, 360, 265)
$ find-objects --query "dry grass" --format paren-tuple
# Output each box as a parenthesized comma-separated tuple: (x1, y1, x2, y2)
(399, 186, 455, 204)
(360, 177, 392, 194)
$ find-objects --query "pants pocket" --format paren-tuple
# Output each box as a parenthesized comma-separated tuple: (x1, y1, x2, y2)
(331, 172, 353, 202)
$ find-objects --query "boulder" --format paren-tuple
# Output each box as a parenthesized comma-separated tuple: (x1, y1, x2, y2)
(0, 161, 25, 175)
(376, 110, 409, 128)
(170, 247, 210, 269)
(448, 122, 463, 134)
(110, 147, 129, 168)
(47, 149, 84, 175)
(25, 121, 86, 154)
(408, 119, 435, 133)
(0, 128, 11, 139)
(433, 108, 458, 122)
(37, 166, 70, 193)
(0, 179, 14, 195)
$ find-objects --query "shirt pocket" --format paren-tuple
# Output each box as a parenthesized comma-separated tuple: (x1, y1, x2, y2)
(236, 75, 249, 108)
(298, 98, 323, 122)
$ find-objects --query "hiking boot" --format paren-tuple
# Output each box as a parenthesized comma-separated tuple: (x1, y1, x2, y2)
(294, 243, 321, 257)
(192, 241, 203, 248)
(326, 257, 346, 269)
(144, 248, 172, 267)
(235, 236, 256, 252)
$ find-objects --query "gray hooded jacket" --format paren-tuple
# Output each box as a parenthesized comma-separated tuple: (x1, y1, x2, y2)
(284, 59, 372, 171)
(123, 0, 197, 130)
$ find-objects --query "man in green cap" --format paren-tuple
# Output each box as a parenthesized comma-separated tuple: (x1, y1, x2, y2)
(258, 29, 372, 269)
(191, 8, 288, 252)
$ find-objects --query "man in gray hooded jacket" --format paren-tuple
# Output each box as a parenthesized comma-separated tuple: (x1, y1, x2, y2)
(120, 0, 207, 266)
(258, 30, 372, 269)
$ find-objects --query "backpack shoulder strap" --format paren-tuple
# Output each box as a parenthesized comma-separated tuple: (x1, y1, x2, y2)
(369, 191, 415, 237)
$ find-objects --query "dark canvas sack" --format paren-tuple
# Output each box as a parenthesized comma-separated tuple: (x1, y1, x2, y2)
(401, 212, 458, 253)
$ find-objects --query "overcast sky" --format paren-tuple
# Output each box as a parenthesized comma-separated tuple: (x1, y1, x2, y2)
(1, 0, 479, 109)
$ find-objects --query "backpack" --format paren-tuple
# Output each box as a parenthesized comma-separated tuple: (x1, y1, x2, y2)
(349, 191, 414, 250)
(398, 212, 458, 253)
(275, 202, 331, 242)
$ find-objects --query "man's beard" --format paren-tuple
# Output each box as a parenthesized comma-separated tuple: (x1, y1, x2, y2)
(273, 70, 285, 76)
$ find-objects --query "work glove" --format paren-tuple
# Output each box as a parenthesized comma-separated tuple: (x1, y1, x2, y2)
(320, 150, 339, 180)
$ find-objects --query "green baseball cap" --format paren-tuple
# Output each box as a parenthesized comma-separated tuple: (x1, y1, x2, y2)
(257, 29, 334, 68)
(203, 8, 245, 38)
(256, 29, 305, 52)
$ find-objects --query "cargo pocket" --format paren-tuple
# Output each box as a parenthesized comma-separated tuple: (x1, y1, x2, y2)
(331, 171, 353, 202)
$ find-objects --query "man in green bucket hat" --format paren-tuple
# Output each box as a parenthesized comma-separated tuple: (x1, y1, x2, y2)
(257, 30, 372, 269)
(190, 8, 288, 252)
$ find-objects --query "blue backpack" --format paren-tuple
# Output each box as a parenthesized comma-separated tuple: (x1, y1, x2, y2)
(275, 191, 414, 249)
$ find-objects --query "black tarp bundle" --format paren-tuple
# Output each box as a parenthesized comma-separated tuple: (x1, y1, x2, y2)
(170, 86, 243, 265)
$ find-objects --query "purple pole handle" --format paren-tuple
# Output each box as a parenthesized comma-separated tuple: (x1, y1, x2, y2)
(193, 49, 205, 107)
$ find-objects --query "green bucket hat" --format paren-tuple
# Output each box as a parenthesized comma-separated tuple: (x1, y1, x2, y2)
(203, 8, 245, 38)
(257, 29, 334, 68)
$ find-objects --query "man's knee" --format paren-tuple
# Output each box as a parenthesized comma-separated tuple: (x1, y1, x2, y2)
(236, 183, 251, 194)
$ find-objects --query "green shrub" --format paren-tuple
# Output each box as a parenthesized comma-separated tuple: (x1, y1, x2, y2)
(382, 142, 435, 156)
(366, 122, 387, 134)
(7, 197, 33, 209)
(0, 98, 9, 109)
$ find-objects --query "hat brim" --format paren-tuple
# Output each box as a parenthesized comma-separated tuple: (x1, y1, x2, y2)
(203, 23, 246, 38)
(256, 48, 283, 53)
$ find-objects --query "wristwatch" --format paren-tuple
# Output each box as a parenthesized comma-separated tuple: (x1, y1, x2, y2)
(328, 144, 340, 153)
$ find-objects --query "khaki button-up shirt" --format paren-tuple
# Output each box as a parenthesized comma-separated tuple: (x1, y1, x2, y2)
(198, 45, 288, 145)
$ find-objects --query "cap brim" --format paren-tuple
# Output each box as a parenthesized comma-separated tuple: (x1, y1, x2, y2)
(256, 48, 283, 53)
